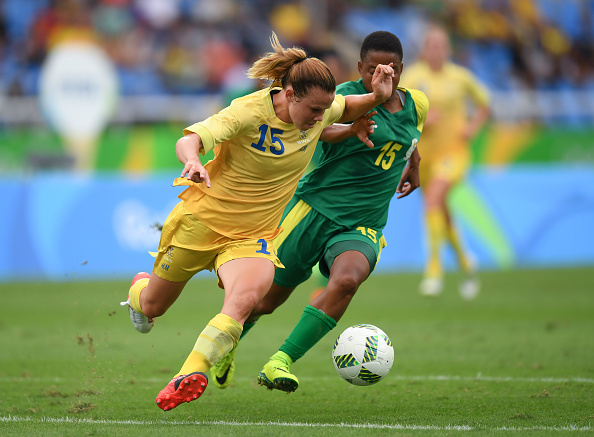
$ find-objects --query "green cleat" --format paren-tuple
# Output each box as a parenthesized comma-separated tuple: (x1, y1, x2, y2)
(257, 352, 299, 393)
(211, 347, 237, 389)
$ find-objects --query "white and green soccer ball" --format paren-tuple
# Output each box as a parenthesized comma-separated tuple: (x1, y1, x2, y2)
(332, 324, 394, 386)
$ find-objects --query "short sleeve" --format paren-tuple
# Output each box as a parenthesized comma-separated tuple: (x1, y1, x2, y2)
(183, 103, 249, 155)
(463, 69, 490, 107)
(408, 89, 430, 132)
(323, 94, 346, 127)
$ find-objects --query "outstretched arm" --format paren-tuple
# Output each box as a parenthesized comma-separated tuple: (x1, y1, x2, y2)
(176, 133, 211, 187)
(320, 111, 378, 148)
(338, 64, 394, 123)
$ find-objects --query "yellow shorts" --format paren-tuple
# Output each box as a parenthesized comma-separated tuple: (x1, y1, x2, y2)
(420, 149, 470, 187)
(153, 201, 284, 283)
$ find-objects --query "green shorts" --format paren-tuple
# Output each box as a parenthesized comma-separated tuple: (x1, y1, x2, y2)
(273, 198, 387, 288)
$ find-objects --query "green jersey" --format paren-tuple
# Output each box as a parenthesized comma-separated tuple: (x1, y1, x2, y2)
(295, 79, 428, 230)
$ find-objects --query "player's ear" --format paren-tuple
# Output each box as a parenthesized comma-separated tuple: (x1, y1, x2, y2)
(357, 60, 363, 75)
(285, 88, 295, 102)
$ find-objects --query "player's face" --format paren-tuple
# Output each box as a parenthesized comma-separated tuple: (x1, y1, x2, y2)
(423, 29, 450, 67)
(288, 87, 335, 131)
(358, 50, 403, 97)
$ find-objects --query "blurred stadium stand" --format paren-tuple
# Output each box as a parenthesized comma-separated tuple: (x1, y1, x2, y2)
(1, 0, 594, 124)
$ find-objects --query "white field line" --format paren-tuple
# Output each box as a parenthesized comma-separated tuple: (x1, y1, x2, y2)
(0, 416, 592, 432)
(0, 416, 594, 431)
(1, 374, 593, 384)
(390, 374, 594, 384)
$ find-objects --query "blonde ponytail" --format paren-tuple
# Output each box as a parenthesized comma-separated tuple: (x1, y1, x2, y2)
(247, 32, 335, 98)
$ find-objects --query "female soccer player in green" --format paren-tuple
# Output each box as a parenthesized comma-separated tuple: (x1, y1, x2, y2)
(210, 31, 429, 392)
(121, 32, 396, 410)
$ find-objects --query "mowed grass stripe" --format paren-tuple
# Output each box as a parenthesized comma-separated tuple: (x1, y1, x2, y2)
(1, 375, 593, 384)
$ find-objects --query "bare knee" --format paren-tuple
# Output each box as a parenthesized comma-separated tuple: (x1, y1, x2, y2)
(330, 274, 361, 299)
(312, 273, 364, 321)
(221, 287, 269, 324)
(241, 290, 262, 313)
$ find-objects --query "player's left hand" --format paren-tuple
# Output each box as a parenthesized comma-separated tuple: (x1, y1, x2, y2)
(352, 110, 377, 148)
(371, 63, 395, 103)
(396, 162, 420, 199)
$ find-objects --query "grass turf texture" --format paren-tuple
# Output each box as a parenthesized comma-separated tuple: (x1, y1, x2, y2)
(0, 267, 592, 436)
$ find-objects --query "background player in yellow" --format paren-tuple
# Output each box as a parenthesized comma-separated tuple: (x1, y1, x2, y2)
(400, 25, 490, 299)
(120, 32, 396, 411)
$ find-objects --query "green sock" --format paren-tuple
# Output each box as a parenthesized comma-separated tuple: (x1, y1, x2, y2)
(271, 350, 293, 365)
(278, 305, 337, 362)
(239, 321, 257, 340)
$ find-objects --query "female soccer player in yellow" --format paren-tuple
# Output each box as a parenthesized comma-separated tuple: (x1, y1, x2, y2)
(400, 25, 490, 299)
(120, 32, 395, 411)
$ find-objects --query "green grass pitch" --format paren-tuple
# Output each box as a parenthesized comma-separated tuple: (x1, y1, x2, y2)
(1, 267, 593, 436)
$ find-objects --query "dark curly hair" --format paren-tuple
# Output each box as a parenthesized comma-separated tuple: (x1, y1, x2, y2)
(360, 31, 404, 63)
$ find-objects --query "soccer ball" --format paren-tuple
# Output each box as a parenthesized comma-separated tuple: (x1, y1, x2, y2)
(332, 324, 394, 386)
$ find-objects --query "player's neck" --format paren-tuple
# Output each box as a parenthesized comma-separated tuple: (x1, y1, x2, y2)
(383, 99, 403, 114)
(427, 60, 444, 72)
(383, 90, 404, 113)
(271, 89, 291, 124)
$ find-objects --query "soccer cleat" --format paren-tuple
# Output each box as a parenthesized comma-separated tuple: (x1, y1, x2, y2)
(459, 276, 480, 300)
(459, 256, 479, 300)
(419, 277, 444, 296)
(156, 372, 208, 411)
(257, 355, 299, 393)
(120, 272, 154, 333)
(211, 346, 237, 389)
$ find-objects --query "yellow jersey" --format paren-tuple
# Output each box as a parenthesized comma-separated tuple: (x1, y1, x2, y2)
(400, 61, 489, 155)
(174, 85, 346, 240)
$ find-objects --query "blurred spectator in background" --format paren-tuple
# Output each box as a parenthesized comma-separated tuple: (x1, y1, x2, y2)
(1, 0, 593, 125)
(442, 0, 587, 91)
(400, 25, 490, 300)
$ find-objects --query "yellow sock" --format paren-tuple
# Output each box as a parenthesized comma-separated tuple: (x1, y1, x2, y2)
(447, 225, 470, 273)
(177, 313, 243, 376)
(129, 278, 149, 314)
(426, 209, 446, 278)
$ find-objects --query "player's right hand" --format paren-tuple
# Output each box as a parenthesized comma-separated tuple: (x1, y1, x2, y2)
(371, 63, 395, 103)
(181, 160, 211, 187)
